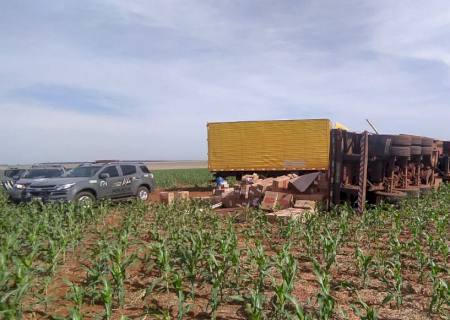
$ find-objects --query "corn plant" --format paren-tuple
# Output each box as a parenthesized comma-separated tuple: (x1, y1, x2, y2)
(177, 230, 205, 299)
(172, 271, 191, 320)
(64, 280, 85, 319)
(428, 260, 449, 315)
(320, 229, 339, 272)
(351, 293, 379, 320)
(354, 246, 374, 288)
(381, 260, 403, 308)
(100, 278, 113, 320)
(312, 260, 335, 320)
(108, 245, 136, 307)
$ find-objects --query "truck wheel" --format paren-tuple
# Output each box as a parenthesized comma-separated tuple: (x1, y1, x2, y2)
(74, 191, 95, 208)
(391, 146, 411, 157)
(392, 135, 412, 146)
(410, 146, 422, 156)
(421, 138, 434, 147)
(136, 186, 150, 201)
(409, 135, 422, 146)
(422, 147, 433, 156)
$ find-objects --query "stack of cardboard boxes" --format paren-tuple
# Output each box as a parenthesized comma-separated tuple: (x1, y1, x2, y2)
(159, 191, 190, 204)
(212, 172, 327, 220)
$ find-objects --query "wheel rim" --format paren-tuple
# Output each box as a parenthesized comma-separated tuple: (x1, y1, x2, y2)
(78, 195, 93, 208)
(138, 189, 149, 201)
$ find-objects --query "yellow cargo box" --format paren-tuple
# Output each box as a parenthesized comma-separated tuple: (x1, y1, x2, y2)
(208, 119, 332, 172)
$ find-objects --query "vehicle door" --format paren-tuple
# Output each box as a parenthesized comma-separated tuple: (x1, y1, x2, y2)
(119, 165, 138, 197)
(97, 165, 125, 199)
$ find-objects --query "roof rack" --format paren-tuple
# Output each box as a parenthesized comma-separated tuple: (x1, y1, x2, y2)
(31, 163, 66, 168)
(93, 160, 146, 165)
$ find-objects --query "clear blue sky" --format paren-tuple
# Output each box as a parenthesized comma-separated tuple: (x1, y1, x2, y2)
(1, 1, 450, 164)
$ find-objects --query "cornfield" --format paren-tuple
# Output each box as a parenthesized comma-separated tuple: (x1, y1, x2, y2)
(153, 169, 214, 189)
(0, 186, 449, 319)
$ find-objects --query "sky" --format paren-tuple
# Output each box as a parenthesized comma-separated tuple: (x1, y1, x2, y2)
(1, 0, 450, 164)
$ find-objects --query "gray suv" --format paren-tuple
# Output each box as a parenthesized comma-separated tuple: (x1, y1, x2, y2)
(26, 162, 155, 206)
(9, 165, 66, 202)
(1, 168, 27, 191)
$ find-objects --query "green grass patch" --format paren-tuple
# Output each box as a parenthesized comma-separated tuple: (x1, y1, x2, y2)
(153, 168, 214, 189)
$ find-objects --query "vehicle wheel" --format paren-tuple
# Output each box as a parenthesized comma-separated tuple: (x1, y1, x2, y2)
(421, 138, 433, 147)
(136, 186, 150, 201)
(422, 147, 433, 156)
(369, 135, 392, 157)
(392, 135, 412, 146)
(409, 135, 422, 146)
(74, 191, 95, 208)
(444, 141, 450, 154)
(410, 146, 422, 156)
(391, 146, 411, 157)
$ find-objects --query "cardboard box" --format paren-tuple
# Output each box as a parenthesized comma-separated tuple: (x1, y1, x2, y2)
(261, 191, 294, 211)
(294, 200, 316, 210)
(266, 208, 310, 223)
(240, 184, 252, 199)
(192, 196, 213, 201)
(175, 191, 190, 200)
(273, 176, 290, 190)
(222, 190, 241, 208)
(278, 193, 293, 209)
(248, 186, 264, 207)
(214, 188, 234, 196)
(260, 191, 279, 210)
(255, 178, 274, 193)
(242, 173, 259, 183)
(160, 192, 175, 204)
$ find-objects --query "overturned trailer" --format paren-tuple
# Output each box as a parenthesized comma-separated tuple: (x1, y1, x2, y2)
(207, 119, 449, 212)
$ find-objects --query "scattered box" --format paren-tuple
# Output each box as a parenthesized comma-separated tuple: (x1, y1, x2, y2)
(160, 192, 175, 204)
(266, 208, 312, 223)
(273, 176, 291, 190)
(260, 191, 279, 210)
(260, 191, 293, 211)
(222, 190, 241, 208)
(278, 193, 293, 209)
(175, 191, 190, 200)
(255, 178, 274, 193)
(240, 184, 252, 199)
(214, 187, 234, 196)
(294, 200, 316, 211)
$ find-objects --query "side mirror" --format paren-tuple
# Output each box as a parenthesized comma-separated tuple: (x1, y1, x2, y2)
(99, 173, 110, 179)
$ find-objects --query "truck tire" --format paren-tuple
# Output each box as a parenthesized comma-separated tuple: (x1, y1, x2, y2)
(410, 136, 422, 146)
(74, 191, 95, 208)
(369, 135, 392, 157)
(421, 138, 434, 147)
(136, 186, 150, 201)
(444, 141, 450, 154)
(410, 146, 422, 156)
(391, 146, 411, 157)
(422, 147, 433, 156)
(392, 135, 412, 146)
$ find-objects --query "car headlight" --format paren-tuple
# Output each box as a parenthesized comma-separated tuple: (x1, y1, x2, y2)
(56, 183, 76, 190)
(15, 184, 26, 190)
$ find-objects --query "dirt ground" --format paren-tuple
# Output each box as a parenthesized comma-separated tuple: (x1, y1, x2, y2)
(23, 194, 449, 320)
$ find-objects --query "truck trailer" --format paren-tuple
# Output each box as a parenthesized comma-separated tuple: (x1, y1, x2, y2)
(207, 119, 449, 212)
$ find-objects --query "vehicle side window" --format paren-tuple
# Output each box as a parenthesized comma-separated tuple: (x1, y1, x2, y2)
(140, 165, 150, 173)
(101, 166, 120, 177)
(120, 165, 136, 176)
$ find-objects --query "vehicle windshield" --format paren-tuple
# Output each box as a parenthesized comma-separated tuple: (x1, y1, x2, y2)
(66, 166, 102, 178)
(4, 169, 25, 178)
(23, 169, 63, 179)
